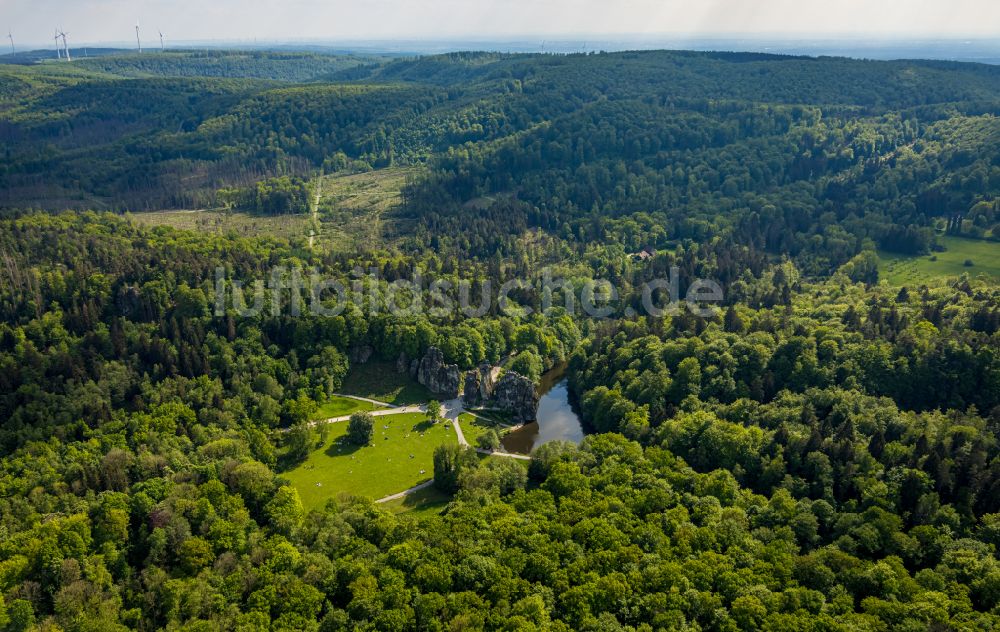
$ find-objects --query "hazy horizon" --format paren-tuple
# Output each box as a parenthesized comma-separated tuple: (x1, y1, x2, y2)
(5, 0, 1000, 50)
(8, 35, 1000, 66)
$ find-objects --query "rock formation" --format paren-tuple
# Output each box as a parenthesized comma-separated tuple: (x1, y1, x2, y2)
(463, 363, 496, 407)
(410, 347, 461, 399)
(116, 285, 143, 319)
(487, 370, 539, 424)
(348, 344, 374, 365)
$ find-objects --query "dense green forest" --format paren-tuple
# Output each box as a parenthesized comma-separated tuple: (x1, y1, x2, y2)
(0, 48, 999, 630)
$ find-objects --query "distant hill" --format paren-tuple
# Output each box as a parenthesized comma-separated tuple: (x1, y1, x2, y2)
(1, 48, 998, 273)
(70, 49, 382, 81)
(0, 47, 128, 65)
(2, 48, 383, 82)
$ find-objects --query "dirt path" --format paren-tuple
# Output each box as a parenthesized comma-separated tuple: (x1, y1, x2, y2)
(312, 404, 424, 426)
(309, 175, 322, 249)
(375, 480, 434, 504)
(336, 394, 399, 409)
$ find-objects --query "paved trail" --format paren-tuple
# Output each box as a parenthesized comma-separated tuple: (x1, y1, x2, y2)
(312, 405, 424, 426)
(441, 398, 468, 447)
(476, 448, 531, 461)
(309, 393, 533, 502)
(375, 480, 435, 504)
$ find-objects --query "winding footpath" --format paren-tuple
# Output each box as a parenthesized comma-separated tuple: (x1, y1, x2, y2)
(320, 395, 533, 503)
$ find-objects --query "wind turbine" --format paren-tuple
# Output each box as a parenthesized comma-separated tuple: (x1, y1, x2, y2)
(158, 29, 164, 52)
(7, 30, 13, 55)
(54, 29, 62, 59)
(59, 30, 71, 62)
(135, 21, 141, 53)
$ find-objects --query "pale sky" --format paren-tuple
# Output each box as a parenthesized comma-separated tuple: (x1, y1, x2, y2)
(5, 0, 1000, 47)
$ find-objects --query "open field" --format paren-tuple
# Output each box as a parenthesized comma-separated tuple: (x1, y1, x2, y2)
(282, 412, 460, 510)
(313, 395, 386, 420)
(129, 209, 312, 242)
(340, 361, 434, 406)
(317, 167, 422, 252)
(879, 236, 1000, 285)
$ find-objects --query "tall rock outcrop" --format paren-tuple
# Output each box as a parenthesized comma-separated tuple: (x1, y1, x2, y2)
(410, 347, 461, 399)
(490, 370, 539, 424)
(463, 363, 496, 407)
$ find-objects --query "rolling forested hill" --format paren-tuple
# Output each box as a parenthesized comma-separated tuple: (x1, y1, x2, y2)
(0, 48, 999, 631)
(2, 50, 999, 266)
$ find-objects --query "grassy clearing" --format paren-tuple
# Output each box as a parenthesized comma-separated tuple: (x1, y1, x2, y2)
(879, 236, 1000, 285)
(381, 486, 452, 518)
(313, 395, 385, 420)
(130, 209, 312, 242)
(129, 167, 419, 250)
(380, 455, 521, 518)
(340, 361, 433, 406)
(318, 167, 422, 252)
(468, 409, 515, 427)
(283, 412, 460, 510)
(459, 413, 507, 446)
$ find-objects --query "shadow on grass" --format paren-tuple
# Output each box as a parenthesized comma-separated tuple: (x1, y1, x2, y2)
(396, 485, 451, 512)
(324, 438, 364, 458)
(410, 419, 437, 433)
(469, 409, 515, 426)
(340, 361, 435, 406)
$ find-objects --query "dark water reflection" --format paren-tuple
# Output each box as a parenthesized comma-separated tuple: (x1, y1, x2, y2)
(501, 365, 586, 455)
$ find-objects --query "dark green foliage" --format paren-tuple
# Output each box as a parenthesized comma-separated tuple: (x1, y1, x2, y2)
(1, 48, 1000, 631)
(475, 428, 501, 451)
(0, 208, 998, 630)
(346, 412, 375, 445)
(4, 50, 1000, 266)
(220, 175, 313, 215)
(432, 443, 477, 492)
(426, 399, 441, 422)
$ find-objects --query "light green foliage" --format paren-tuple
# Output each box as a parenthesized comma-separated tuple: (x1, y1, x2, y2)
(475, 429, 501, 451)
(425, 400, 441, 423)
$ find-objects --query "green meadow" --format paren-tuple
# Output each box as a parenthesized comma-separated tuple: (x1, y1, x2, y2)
(130, 209, 312, 242)
(458, 413, 508, 446)
(312, 395, 386, 420)
(879, 236, 1000, 285)
(340, 361, 434, 405)
(283, 412, 462, 510)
